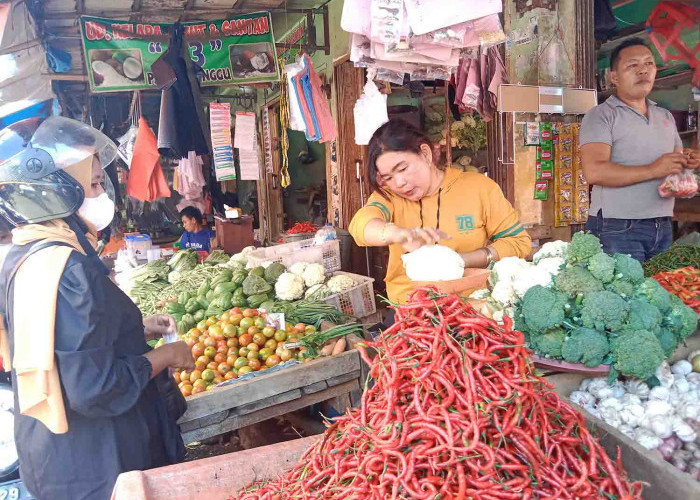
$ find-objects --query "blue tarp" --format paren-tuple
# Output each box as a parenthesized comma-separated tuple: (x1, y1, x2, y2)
(0, 99, 54, 128)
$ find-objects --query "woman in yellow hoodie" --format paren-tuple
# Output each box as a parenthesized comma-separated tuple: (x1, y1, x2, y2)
(349, 120, 531, 306)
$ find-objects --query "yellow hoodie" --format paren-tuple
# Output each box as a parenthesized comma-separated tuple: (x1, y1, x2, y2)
(349, 168, 531, 304)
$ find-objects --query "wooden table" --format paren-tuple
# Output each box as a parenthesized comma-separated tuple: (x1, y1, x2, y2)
(177, 349, 362, 444)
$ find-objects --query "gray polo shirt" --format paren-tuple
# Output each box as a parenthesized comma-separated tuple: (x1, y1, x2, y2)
(579, 95, 682, 219)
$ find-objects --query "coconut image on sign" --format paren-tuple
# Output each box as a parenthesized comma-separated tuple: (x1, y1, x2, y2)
(89, 49, 145, 87)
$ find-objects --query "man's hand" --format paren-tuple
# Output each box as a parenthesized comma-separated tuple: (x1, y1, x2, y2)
(650, 152, 687, 179)
(143, 314, 177, 341)
(683, 148, 700, 170)
(163, 341, 195, 371)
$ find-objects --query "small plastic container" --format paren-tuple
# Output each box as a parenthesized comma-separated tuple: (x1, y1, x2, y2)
(124, 233, 152, 259)
(313, 223, 337, 245)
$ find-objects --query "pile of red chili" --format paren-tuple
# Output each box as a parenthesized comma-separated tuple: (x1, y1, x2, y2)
(235, 289, 642, 500)
(653, 266, 700, 313)
(286, 221, 317, 234)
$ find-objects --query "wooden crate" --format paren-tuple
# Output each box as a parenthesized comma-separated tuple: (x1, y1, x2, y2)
(178, 349, 362, 444)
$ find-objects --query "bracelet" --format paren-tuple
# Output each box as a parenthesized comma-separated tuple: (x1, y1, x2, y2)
(380, 223, 395, 245)
(483, 247, 494, 267)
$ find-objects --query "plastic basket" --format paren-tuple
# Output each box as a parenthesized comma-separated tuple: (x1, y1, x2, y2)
(247, 238, 341, 272)
(322, 271, 376, 319)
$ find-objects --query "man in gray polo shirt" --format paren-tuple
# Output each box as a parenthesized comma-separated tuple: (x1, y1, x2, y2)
(580, 38, 698, 262)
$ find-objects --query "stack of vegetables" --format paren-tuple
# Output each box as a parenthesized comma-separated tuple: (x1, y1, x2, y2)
(653, 267, 700, 313)
(169, 307, 362, 396)
(235, 288, 642, 499)
(474, 232, 698, 381)
(643, 245, 700, 277)
(569, 357, 700, 480)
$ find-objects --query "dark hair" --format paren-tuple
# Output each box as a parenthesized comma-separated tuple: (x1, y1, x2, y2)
(610, 37, 652, 70)
(179, 206, 203, 224)
(367, 120, 433, 194)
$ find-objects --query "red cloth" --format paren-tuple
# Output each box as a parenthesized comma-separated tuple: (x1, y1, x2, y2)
(127, 118, 171, 202)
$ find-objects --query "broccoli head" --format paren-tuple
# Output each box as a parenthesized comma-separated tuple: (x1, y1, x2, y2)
(554, 266, 604, 296)
(625, 299, 662, 334)
(611, 329, 665, 380)
(655, 328, 678, 357)
(588, 252, 616, 283)
(581, 291, 630, 332)
(634, 278, 671, 312)
(560, 327, 610, 367)
(520, 285, 568, 334)
(605, 279, 636, 298)
(613, 253, 645, 285)
(529, 328, 566, 358)
(664, 294, 698, 341)
(567, 232, 602, 264)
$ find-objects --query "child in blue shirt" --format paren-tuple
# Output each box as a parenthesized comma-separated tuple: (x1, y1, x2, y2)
(179, 206, 215, 253)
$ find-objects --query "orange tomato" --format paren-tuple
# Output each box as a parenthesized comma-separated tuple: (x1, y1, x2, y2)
(247, 358, 262, 371)
(193, 379, 207, 390)
(191, 342, 205, 358)
(279, 349, 293, 362)
(247, 350, 259, 361)
(204, 346, 216, 359)
(172, 371, 181, 384)
(196, 355, 210, 366)
(227, 347, 238, 358)
(180, 384, 193, 397)
(216, 345, 228, 355)
(185, 338, 197, 348)
(238, 333, 253, 347)
(226, 354, 238, 365)
(214, 352, 227, 364)
(227, 337, 240, 349)
(238, 346, 250, 358)
(207, 361, 219, 371)
(231, 307, 242, 315)
(266, 355, 281, 367)
(262, 326, 276, 339)
(294, 323, 306, 334)
(224, 371, 237, 380)
(230, 314, 243, 326)
(180, 370, 191, 382)
(194, 360, 207, 372)
(191, 386, 205, 395)
(247, 343, 260, 352)
(190, 369, 202, 381)
(264, 339, 278, 351)
(203, 337, 216, 348)
(241, 308, 254, 318)
(252, 332, 267, 346)
(202, 369, 216, 382)
(213, 376, 225, 384)
(209, 325, 224, 341)
(218, 363, 232, 375)
(223, 324, 237, 338)
(233, 357, 248, 370)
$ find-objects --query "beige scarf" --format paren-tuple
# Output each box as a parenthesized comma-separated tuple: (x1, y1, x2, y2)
(0, 218, 97, 433)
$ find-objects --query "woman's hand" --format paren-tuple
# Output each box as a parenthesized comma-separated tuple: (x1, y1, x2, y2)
(143, 314, 177, 341)
(388, 226, 450, 252)
(144, 341, 195, 378)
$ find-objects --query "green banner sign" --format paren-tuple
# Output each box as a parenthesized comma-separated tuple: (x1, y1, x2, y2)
(276, 17, 307, 65)
(80, 12, 280, 93)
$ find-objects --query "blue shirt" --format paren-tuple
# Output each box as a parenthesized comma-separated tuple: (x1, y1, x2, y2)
(180, 229, 214, 252)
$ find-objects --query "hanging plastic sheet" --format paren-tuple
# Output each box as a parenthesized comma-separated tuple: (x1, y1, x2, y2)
(354, 76, 389, 145)
(126, 117, 172, 202)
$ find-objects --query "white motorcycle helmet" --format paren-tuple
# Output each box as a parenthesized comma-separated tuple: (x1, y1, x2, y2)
(0, 117, 117, 227)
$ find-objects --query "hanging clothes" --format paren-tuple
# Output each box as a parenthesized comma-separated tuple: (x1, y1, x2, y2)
(156, 23, 209, 158)
(453, 46, 506, 122)
(127, 118, 171, 202)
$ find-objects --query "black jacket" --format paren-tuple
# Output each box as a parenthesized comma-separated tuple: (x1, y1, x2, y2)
(0, 225, 185, 500)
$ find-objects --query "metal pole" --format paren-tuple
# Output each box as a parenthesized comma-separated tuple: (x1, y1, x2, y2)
(356, 160, 371, 277)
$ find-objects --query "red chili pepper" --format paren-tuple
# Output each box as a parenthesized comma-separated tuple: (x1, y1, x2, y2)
(233, 287, 642, 499)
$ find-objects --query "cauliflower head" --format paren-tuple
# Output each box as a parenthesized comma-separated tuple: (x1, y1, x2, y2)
(533, 240, 569, 264)
(513, 266, 553, 300)
(535, 256, 565, 277)
(588, 253, 615, 283)
(327, 274, 356, 293)
(275, 272, 305, 301)
(567, 232, 602, 264)
(489, 257, 532, 287)
(302, 263, 326, 287)
(289, 262, 308, 277)
(581, 291, 630, 332)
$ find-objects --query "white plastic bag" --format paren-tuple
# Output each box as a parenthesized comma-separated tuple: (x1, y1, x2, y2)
(116, 125, 138, 168)
(354, 78, 389, 145)
(658, 169, 698, 198)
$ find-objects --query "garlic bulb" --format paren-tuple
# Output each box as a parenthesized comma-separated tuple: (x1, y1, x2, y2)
(610, 381, 626, 400)
(569, 391, 594, 407)
(671, 360, 693, 377)
(599, 398, 623, 411)
(656, 361, 674, 388)
(634, 428, 662, 450)
(617, 424, 636, 440)
(619, 404, 645, 427)
(621, 393, 642, 407)
(648, 386, 670, 402)
(600, 407, 621, 428)
(625, 380, 650, 400)
(645, 400, 673, 418)
(673, 376, 690, 394)
(648, 415, 673, 439)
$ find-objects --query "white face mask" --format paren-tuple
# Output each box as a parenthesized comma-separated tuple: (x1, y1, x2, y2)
(78, 192, 115, 231)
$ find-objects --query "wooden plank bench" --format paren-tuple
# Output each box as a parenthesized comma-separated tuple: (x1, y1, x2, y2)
(178, 349, 362, 444)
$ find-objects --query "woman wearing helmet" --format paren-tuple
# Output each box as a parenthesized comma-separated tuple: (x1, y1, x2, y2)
(0, 117, 193, 500)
